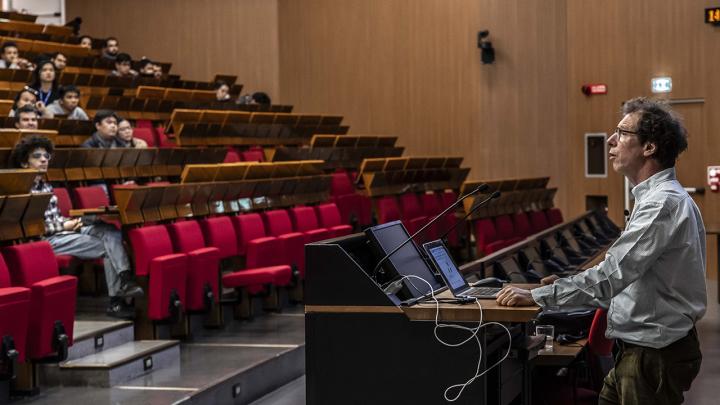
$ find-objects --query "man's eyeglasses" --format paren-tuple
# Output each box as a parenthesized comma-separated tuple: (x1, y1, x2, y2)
(30, 152, 51, 160)
(612, 127, 638, 138)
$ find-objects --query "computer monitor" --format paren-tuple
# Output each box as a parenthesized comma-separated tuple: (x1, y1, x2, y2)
(365, 220, 442, 299)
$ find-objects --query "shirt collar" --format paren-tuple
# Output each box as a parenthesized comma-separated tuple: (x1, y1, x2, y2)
(631, 167, 676, 203)
(93, 132, 114, 148)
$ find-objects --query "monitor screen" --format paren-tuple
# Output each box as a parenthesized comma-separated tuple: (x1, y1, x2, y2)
(427, 243, 467, 293)
(366, 221, 441, 297)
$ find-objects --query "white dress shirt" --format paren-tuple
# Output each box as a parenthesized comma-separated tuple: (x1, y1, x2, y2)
(531, 168, 707, 348)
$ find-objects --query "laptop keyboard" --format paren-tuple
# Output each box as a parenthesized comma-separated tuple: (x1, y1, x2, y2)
(463, 286, 501, 298)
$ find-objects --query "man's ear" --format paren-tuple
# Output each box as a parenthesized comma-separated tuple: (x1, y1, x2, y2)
(643, 142, 657, 158)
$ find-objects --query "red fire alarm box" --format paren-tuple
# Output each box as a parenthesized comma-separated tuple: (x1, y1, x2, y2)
(581, 84, 608, 96)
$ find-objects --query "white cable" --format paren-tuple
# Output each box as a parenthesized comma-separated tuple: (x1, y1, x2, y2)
(398, 275, 513, 402)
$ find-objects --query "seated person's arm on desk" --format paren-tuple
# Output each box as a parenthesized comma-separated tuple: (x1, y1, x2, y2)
(498, 201, 672, 307)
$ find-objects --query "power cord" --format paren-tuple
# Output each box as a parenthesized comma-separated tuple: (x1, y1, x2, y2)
(399, 275, 513, 402)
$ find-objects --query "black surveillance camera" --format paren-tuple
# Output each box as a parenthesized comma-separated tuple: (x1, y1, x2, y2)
(477, 30, 495, 64)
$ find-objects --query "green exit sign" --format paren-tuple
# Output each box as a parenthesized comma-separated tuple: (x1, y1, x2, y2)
(706, 7, 720, 24)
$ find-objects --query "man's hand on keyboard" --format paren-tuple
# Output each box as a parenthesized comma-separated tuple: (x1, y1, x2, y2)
(496, 286, 535, 307)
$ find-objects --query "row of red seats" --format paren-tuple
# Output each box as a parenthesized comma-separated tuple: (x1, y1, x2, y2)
(474, 208, 564, 255)
(0, 242, 77, 365)
(375, 191, 462, 247)
(223, 146, 265, 163)
(330, 171, 372, 227)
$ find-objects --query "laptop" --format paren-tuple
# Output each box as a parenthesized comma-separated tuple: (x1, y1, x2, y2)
(423, 240, 501, 299)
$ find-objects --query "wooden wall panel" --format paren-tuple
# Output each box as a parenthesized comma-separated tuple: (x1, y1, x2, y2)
(278, 0, 570, 214)
(566, 0, 720, 225)
(66, 0, 280, 99)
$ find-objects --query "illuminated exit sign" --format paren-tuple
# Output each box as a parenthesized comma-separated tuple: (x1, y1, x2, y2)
(651, 77, 672, 93)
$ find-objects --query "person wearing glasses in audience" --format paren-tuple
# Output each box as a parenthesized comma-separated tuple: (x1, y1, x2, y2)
(28, 60, 60, 106)
(11, 135, 143, 319)
(51, 51, 67, 72)
(497, 97, 706, 405)
(9, 87, 54, 118)
(81, 110, 122, 148)
(46, 85, 89, 120)
(78, 35, 93, 49)
(110, 53, 138, 78)
(115, 118, 147, 148)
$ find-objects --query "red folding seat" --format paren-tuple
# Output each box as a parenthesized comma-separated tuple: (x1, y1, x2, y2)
(474, 218, 499, 255)
(128, 226, 187, 321)
(439, 191, 462, 247)
(73, 186, 109, 209)
(529, 210, 551, 234)
(419, 192, 442, 241)
(241, 149, 264, 162)
(133, 127, 157, 147)
(0, 257, 30, 364)
(315, 203, 353, 238)
(289, 206, 330, 244)
(229, 214, 292, 290)
(224, 148, 241, 163)
(135, 119, 154, 129)
(156, 126, 176, 148)
(512, 212, 532, 239)
(166, 220, 220, 312)
(545, 208, 564, 226)
(376, 196, 401, 224)
(262, 210, 306, 278)
(330, 172, 371, 227)
(52, 187, 76, 269)
(494, 214, 523, 248)
(398, 193, 428, 235)
(3, 242, 76, 360)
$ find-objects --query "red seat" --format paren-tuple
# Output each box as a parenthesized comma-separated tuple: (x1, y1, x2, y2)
(135, 119, 153, 129)
(199, 217, 239, 260)
(398, 193, 428, 236)
(420, 192, 442, 241)
(156, 126, 175, 148)
(262, 210, 306, 278)
(529, 210, 551, 234)
(330, 172, 371, 226)
(133, 127, 157, 147)
(545, 208, 564, 226)
(224, 148, 241, 163)
(315, 203, 352, 238)
(229, 214, 292, 289)
(474, 218, 498, 255)
(494, 215, 523, 249)
(166, 221, 220, 312)
(512, 212, 532, 239)
(128, 226, 187, 321)
(439, 191, 462, 247)
(0, 256, 30, 363)
(53, 187, 72, 217)
(3, 242, 76, 360)
(376, 196, 401, 224)
(241, 149, 264, 162)
(73, 186, 109, 209)
(289, 206, 330, 244)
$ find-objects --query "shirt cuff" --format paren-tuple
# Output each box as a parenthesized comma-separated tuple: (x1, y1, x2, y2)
(531, 285, 554, 308)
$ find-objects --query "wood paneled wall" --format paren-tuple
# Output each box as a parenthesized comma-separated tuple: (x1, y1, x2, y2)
(66, 0, 280, 99)
(278, 0, 570, 214)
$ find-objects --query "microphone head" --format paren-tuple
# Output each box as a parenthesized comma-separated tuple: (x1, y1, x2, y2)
(491, 191, 501, 198)
(473, 183, 489, 194)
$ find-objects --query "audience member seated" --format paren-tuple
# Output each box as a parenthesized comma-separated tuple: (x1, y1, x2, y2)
(10, 135, 143, 319)
(111, 53, 138, 77)
(9, 87, 54, 118)
(138, 58, 161, 79)
(116, 117, 148, 148)
(238, 91, 271, 105)
(215, 81, 231, 102)
(78, 35, 93, 49)
(14, 105, 41, 129)
(28, 60, 60, 106)
(45, 85, 89, 120)
(81, 109, 122, 148)
(102, 37, 120, 61)
(0, 41, 19, 69)
(51, 51, 67, 72)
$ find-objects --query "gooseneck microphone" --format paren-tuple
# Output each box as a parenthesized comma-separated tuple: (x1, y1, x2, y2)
(438, 190, 501, 243)
(371, 184, 490, 281)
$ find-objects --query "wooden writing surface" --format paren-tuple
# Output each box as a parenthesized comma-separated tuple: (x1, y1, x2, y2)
(215, 163, 250, 182)
(140, 187, 163, 222)
(113, 187, 148, 225)
(0, 194, 29, 240)
(191, 183, 213, 216)
(22, 193, 51, 238)
(0, 169, 37, 194)
(135, 149, 157, 178)
(82, 148, 106, 180)
(181, 164, 219, 183)
(158, 185, 181, 220)
(101, 148, 123, 179)
(118, 148, 141, 179)
(175, 184, 197, 217)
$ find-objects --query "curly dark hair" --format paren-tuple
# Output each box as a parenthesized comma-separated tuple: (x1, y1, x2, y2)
(10, 135, 54, 168)
(621, 97, 688, 169)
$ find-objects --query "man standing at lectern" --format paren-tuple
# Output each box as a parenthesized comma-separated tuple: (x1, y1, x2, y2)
(497, 97, 706, 405)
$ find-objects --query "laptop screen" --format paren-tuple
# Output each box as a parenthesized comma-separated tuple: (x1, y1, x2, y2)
(424, 241, 468, 293)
